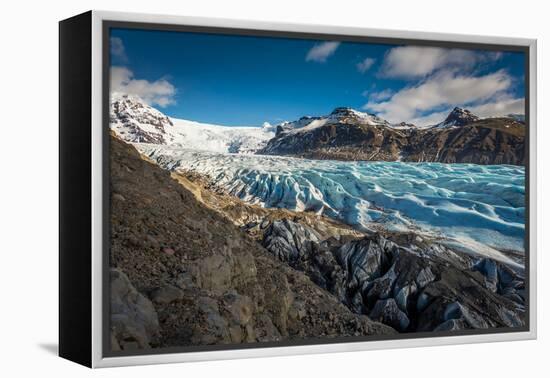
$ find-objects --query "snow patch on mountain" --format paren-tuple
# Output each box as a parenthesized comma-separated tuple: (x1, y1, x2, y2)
(277, 107, 392, 135)
(164, 119, 275, 154)
(433, 107, 480, 129)
(110, 94, 275, 154)
(110, 93, 174, 144)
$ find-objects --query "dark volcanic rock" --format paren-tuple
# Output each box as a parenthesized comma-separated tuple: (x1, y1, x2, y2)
(369, 298, 410, 331)
(261, 219, 348, 300)
(260, 219, 526, 333)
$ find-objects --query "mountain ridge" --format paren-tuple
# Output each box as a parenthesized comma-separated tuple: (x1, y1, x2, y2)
(259, 107, 526, 165)
(110, 95, 525, 165)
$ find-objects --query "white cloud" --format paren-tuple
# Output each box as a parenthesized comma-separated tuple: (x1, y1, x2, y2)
(110, 37, 128, 62)
(409, 110, 452, 127)
(469, 97, 525, 118)
(110, 66, 176, 107)
(364, 46, 520, 126)
(356, 57, 376, 73)
(364, 70, 515, 124)
(364, 88, 394, 101)
(408, 97, 525, 127)
(379, 46, 501, 79)
(306, 42, 340, 63)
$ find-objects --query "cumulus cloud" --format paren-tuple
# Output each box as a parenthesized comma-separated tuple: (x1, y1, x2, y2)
(364, 70, 515, 125)
(356, 57, 376, 73)
(306, 41, 340, 63)
(110, 37, 128, 63)
(409, 110, 454, 127)
(469, 96, 525, 118)
(110, 66, 176, 107)
(408, 97, 525, 126)
(364, 88, 394, 102)
(379, 46, 501, 79)
(361, 45, 521, 125)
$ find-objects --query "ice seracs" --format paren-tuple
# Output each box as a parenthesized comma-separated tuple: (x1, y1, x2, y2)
(138, 145, 526, 266)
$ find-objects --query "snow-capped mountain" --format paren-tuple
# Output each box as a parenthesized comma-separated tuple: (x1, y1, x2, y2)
(433, 107, 480, 129)
(110, 94, 275, 154)
(110, 93, 174, 144)
(275, 107, 391, 136)
(110, 96, 525, 165)
(259, 106, 526, 165)
(259, 106, 412, 160)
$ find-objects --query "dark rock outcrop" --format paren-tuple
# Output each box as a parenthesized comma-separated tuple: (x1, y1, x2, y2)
(369, 299, 410, 331)
(259, 219, 526, 333)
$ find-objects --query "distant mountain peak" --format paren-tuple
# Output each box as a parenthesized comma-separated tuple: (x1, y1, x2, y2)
(110, 93, 173, 144)
(274, 107, 391, 136)
(439, 107, 479, 128)
(329, 107, 356, 116)
(329, 107, 378, 120)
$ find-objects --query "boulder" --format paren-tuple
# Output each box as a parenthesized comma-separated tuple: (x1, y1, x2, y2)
(369, 298, 410, 331)
(473, 258, 499, 292)
(335, 237, 392, 285)
(394, 283, 417, 314)
(416, 267, 436, 289)
(110, 268, 160, 350)
(150, 284, 184, 304)
(262, 219, 320, 264)
(192, 296, 231, 344)
(197, 254, 232, 291)
(365, 265, 396, 306)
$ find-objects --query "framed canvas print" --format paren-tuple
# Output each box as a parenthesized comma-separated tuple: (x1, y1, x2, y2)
(59, 10, 537, 368)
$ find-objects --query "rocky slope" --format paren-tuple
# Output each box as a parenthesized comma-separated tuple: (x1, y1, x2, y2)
(258, 107, 526, 165)
(109, 135, 395, 351)
(170, 168, 527, 335)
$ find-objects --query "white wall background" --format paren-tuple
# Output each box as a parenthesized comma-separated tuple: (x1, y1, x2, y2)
(1, 0, 546, 376)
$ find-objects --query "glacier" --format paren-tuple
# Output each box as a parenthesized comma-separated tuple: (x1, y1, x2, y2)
(137, 144, 525, 266)
(110, 93, 275, 153)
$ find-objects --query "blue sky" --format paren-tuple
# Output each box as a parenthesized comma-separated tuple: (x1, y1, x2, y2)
(110, 28, 525, 127)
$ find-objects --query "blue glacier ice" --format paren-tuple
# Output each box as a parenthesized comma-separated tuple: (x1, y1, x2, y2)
(139, 145, 525, 264)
